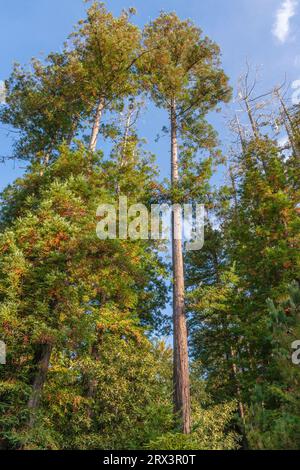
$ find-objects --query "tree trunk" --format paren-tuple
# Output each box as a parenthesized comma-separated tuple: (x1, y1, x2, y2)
(229, 347, 248, 449)
(27, 343, 52, 427)
(244, 97, 259, 139)
(229, 167, 241, 225)
(278, 92, 300, 159)
(235, 113, 246, 151)
(230, 348, 245, 423)
(39, 152, 50, 177)
(89, 97, 105, 152)
(0, 438, 8, 450)
(170, 99, 191, 434)
(120, 105, 134, 165)
(116, 104, 135, 195)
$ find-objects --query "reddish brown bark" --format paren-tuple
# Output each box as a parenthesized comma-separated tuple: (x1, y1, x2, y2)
(27, 343, 52, 427)
(171, 99, 191, 434)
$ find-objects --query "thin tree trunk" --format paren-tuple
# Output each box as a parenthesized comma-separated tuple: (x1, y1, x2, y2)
(0, 438, 8, 450)
(85, 345, 99, 420)
(235, 113, 246, 151)
(120, 105, 134, 165)
(284, 120, 299, 158)
(89, 97, 105, 152)
(39, 152, 50, 177)
(230, 348, 245, 424)
(276, 89, 295, 132)
(229, 167, 241, 225)
(244, 100, 270, 173)
(116, 105, 135, 195)
(276, 90, 300, 159)
(27, 343, 52, 427)
(244, 97, 259, 139)
(229, 346, 248, 449)
(170, 98, 191, 434)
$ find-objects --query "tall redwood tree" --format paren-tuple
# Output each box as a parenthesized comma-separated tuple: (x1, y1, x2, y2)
(140, 12, 231, 433)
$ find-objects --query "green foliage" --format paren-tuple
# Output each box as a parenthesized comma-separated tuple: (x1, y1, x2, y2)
(246, 282, 300, 449)
(0, 146, 168, 449)
(187, 103, 300, 449)
(70, 2, 140, 102)
(139, 12, 231, 204)
(0, 55, 85, 162)
(147, 400, 239, 450)
(140, 12, 231, 111)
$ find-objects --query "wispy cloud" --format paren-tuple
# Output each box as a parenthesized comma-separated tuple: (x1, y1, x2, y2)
(292, 79, 300, 104)
(272, 0, 298, 43)
(278, 135, 289, 147)
(0, 81, 6, 104)
(294, 55, 300, 66)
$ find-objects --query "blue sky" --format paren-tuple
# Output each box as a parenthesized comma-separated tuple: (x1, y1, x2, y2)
(0, 0, 300, 190)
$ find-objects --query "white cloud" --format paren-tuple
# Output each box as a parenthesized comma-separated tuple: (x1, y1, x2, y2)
(292, 79, 300, 104)
(278, 135, 289, 147)
(278, 135, 292, 161)
(272, 0, 298, 43)
(294, 55, 300, 66)
(0, 80, 6, 104)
